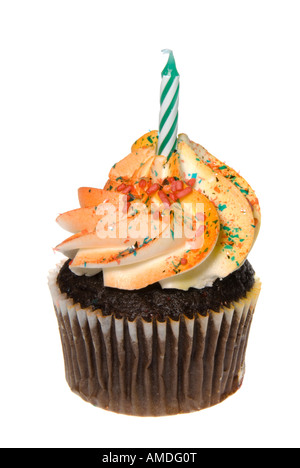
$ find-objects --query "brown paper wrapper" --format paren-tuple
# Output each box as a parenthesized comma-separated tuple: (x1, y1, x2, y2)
(49, 266, 261, 416)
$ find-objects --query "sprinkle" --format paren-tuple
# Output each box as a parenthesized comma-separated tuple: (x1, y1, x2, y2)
(147, 183, 160, 195)
(176, 187, 192, 199)
(158, 190, 171, 207)
(117, 183, 127, 192)
(218, 203, 227, 211)
(122, 202, 131, 213)
(121, 185, 134, 194)
(180, 258, 188, 265)
(169, 192, 178, 202)
(139, 179, 147, 189)
(171, 180, 177, 192)
(187, 178, 196, 187)
(175, 180, 183, 191)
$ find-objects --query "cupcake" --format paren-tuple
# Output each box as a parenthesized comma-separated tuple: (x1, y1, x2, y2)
(49, 130, 261, 416)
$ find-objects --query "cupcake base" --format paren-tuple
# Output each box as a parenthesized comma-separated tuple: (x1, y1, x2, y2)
(49, 266, 261, 416)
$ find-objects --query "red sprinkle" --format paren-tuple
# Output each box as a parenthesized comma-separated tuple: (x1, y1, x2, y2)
(180, 258, 188, 265)
(122, 201, 131, 213)
(176, 180, 184, 191)
(122, 185, 134, 194)
(169, 192, 178, 202)
(176, 187, 193, 199)
(187, 178, 196, 187)
(171, 180, 177, 192)
(147, 183, 160, 195)
(158, 190, 171, 207)
(139, 179, 147, 189)
(117, 183, 127, 192)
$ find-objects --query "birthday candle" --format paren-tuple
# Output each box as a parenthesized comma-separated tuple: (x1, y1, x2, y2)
(157, 49, 180, 160)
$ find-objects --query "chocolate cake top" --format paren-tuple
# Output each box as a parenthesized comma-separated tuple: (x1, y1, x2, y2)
(57, 259, 255, 322)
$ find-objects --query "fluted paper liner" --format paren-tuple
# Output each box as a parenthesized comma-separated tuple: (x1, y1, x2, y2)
(49, 265, 261, 416)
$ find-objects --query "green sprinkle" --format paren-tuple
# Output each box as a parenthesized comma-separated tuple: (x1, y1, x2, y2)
(240, 188, 249, 195)
(218, 203, 227, 211)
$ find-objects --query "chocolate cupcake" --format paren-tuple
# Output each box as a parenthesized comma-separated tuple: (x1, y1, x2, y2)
(49, 131, 261, 416)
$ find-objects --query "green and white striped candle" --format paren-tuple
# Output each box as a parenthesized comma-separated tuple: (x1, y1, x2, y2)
(157, 49, 180, 160)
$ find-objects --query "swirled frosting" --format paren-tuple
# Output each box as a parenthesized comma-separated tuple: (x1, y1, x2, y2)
(55, 131, 260, 290)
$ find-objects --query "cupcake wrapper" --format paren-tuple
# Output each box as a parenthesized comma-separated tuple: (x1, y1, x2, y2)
(49, 266, 261, 416)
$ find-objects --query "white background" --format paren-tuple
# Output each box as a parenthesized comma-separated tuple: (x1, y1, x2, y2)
(1, 0, 299, 449)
